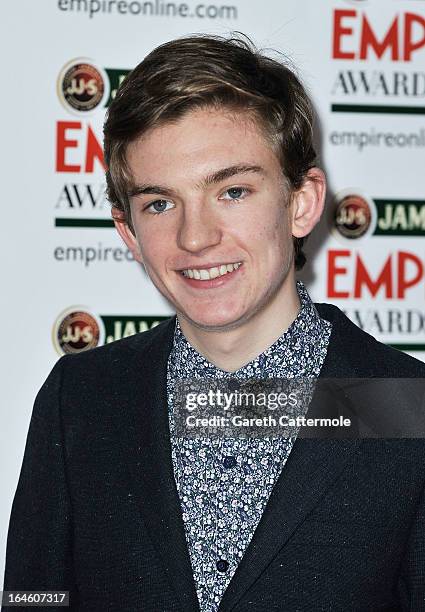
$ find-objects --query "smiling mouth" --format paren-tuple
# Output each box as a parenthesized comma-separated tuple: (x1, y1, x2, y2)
(180, 262, 242, 280)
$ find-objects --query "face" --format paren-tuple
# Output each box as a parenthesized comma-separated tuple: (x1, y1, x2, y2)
(118, 107, 310, 332)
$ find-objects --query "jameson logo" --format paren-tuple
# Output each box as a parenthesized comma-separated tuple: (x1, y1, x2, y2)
(331, 192, 425, 240)
(58, 60, 107, 113)
(104, 68, 130, 106)
(57, 59, 130, 114)
(331, 190, 376, 241)
(375, 200, 425, 235)
(53, 308, 104, 355)
(333, 193, 373, 239)
(102, 315, 169, 343)
(53, 310, 169, 354)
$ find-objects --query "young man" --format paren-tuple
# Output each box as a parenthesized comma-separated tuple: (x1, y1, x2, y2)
(4, 34, 425, 611)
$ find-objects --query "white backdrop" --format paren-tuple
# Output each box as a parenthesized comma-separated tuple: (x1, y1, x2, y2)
(1, 0, 424, 585)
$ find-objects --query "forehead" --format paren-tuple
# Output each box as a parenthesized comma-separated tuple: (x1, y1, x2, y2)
(125, 107, 282, 183)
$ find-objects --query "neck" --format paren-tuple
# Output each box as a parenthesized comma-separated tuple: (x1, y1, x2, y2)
(177, 278, 301, 372)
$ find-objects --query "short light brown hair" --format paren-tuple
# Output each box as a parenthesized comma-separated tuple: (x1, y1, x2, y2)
(104, 33, 318, 270)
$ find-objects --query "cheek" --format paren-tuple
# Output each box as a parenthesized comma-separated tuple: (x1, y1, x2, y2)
(272, 210, 293, 251)
(262, 224, 293, 280)
(136, 230, 166, 269)
(256, 210, 291, 251)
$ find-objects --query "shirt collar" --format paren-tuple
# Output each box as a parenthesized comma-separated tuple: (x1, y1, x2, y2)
(168, 281, 331, 379)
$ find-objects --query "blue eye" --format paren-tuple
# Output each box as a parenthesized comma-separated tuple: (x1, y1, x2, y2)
(147, 199, 174, 214)
(221, 187, 250, 201)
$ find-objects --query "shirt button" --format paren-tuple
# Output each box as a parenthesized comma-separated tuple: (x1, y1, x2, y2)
(223, 456, 237, 469)
(216, 559, 230, 573)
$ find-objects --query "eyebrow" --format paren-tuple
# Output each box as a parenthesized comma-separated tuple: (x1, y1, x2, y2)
(128, 164, 266, 198)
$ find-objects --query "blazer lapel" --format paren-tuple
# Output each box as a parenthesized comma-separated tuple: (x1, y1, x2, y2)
(108, 317, 200, 612)
(218, 438, 361, 611)
(218, 313, 362, 612)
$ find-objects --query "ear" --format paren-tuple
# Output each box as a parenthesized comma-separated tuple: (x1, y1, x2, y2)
(112, 209, 144, 263)
(291, 167, 326, 238)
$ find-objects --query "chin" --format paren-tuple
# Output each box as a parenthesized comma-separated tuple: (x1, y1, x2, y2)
(179, 308, 246, 332)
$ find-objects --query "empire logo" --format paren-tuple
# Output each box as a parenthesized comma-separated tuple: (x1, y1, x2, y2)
(328, 249, 425, 348)
(57, 59, 130, 114)
(55, 183, 108, 211)
(342, 305, 425, 349)
(327, 250, 424, 299)
(53, 308, 169, 355)
(54, 121, 110, 228)
(56, 121, 104, 173)
(333, 10, 425, 62)
(331, 9, 425, 109)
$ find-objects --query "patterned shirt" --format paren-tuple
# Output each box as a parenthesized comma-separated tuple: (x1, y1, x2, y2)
(167, 281, 332, 612)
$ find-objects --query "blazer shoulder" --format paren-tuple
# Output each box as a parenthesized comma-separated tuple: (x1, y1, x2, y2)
(315, 302, 425, 377)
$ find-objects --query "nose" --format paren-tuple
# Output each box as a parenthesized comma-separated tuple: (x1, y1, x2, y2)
(177, 201, 222, 253)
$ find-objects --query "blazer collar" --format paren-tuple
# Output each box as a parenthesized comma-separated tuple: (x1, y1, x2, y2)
(108, 307, 361, 612)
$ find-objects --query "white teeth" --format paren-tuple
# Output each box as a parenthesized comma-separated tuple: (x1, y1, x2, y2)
(181, 262, 242, 280)
(209, 267, 220, 279)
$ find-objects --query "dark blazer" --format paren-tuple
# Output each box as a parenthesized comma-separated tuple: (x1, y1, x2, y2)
(3, 304, 425, 611)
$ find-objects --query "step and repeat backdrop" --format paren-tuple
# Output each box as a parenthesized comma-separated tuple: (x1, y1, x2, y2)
(1, 0, 424, 583)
